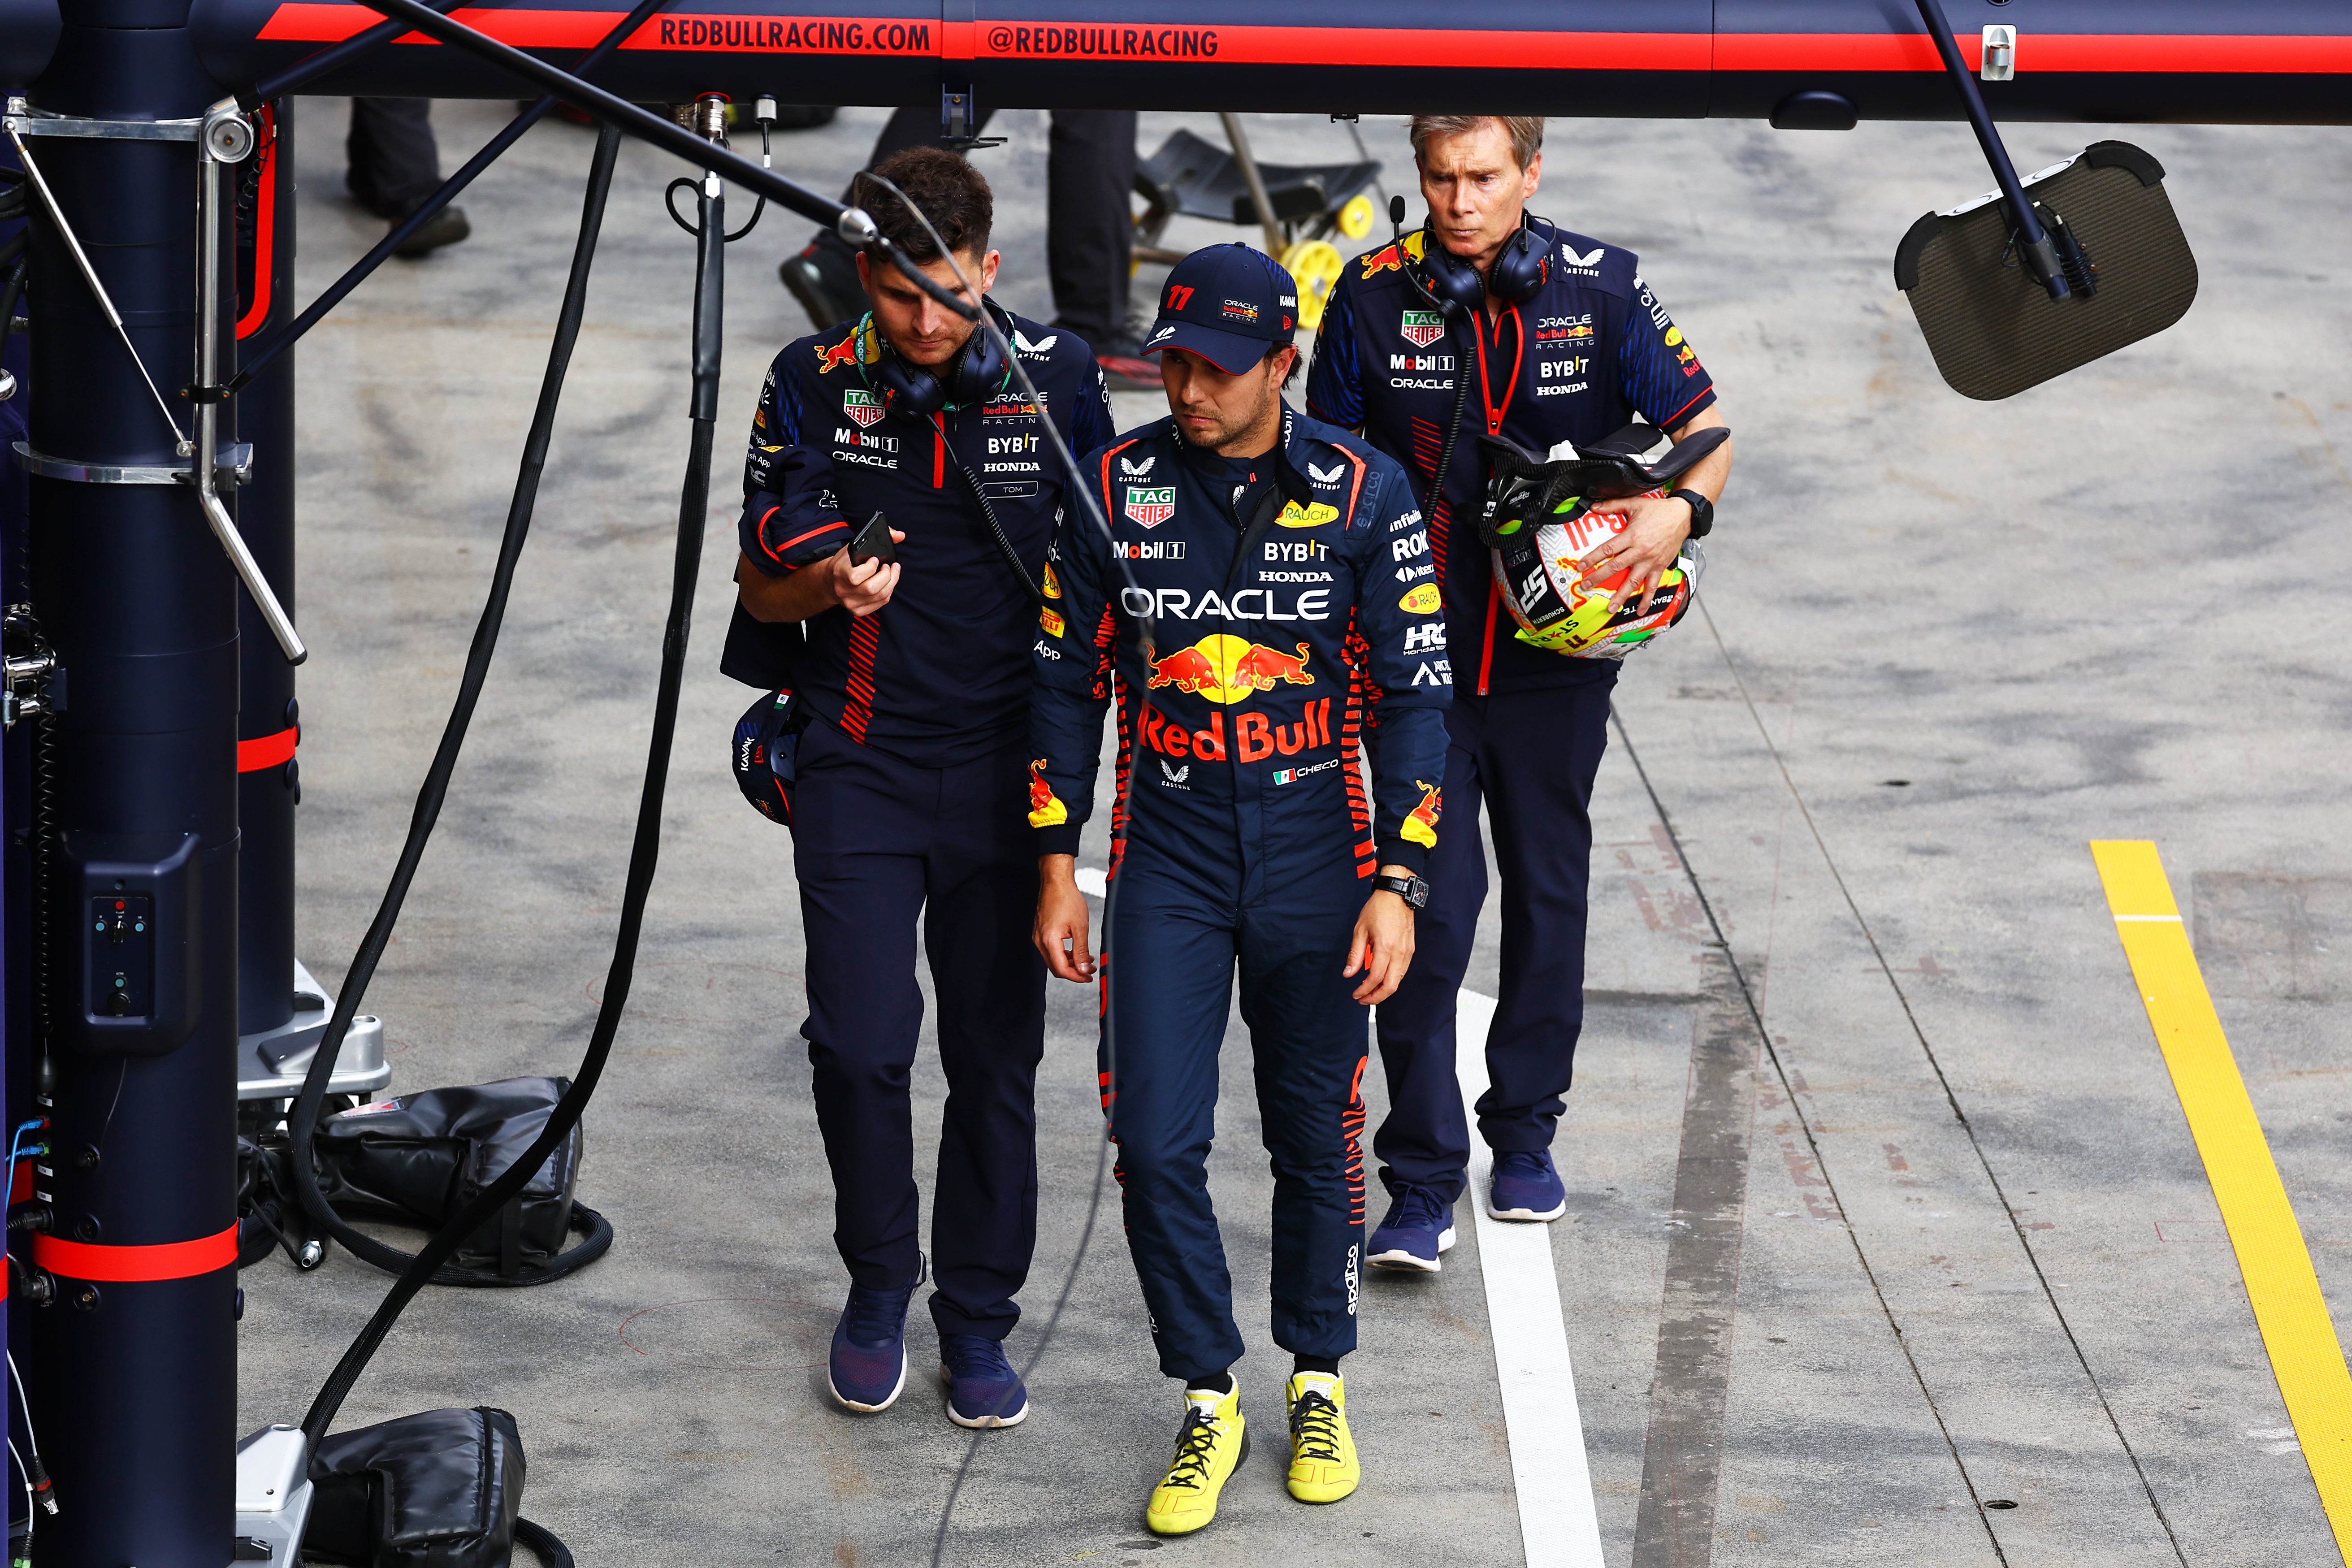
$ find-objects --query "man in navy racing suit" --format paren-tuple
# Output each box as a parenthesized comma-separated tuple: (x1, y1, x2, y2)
(728, 147, 1116, 1430)
(1029, 244, 1450, 1535)
(1307, 115, 1733, 1268)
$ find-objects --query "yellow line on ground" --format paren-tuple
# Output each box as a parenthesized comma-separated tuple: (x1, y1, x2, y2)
(2092, 839, 2352, 1564)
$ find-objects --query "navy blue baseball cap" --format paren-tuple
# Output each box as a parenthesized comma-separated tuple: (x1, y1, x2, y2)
(1143, 243, 1299, 374)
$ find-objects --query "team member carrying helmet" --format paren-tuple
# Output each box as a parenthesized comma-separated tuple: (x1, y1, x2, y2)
(729, 147, 1114, 1427)
(1306, 116, 1733, 1267)
(1030, 244, 1451, 1534)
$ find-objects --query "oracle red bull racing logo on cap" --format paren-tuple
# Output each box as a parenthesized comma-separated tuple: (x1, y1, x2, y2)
(842, 389, 884, 428)
(1147, 635, 1314, 704)
(1125, 485, 1176, 528)
(1400, 310, 1446, 349)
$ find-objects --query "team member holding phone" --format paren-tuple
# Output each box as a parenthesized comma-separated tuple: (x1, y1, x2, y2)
(729, 147, 1115, 1429)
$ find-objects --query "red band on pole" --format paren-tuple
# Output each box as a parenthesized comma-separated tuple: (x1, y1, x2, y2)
(34, 1224, 241, 1282)
(238, 727, 298, 772)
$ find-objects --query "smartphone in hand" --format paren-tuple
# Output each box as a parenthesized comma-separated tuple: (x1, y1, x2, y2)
(848, 511, 896, 567)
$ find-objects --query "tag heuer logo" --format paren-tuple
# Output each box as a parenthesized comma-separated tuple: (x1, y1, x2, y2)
(1125, 485, 1176, 528)
(843, 389, 884, 428)
(1400, 310, 1446, 349)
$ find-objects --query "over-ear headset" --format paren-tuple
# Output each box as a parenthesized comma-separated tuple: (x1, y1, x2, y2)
(1408, 215, 1558, 316)
(866, 307, 1011, 418)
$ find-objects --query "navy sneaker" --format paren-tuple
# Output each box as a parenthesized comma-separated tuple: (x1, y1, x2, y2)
(828, 1280, 915, 1413)
(1487, 1148, 1568, 1222)
(939, 1333, 1031, 1429)
(1367, 1185, 1457, 1273)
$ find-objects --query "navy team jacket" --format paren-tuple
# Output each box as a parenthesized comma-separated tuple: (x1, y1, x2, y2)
(1306, 220, 1717, 698)
(725, 303, 1115, 768)
(1029, 407, 1451, 899)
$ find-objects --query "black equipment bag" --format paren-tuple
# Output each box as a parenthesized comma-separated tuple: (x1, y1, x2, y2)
(305, 1408, 526, 1568)
(313, 1078, 595, 1281)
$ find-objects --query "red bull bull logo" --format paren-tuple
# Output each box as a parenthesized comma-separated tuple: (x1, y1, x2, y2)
(815, 329, 862, 375)
(1401, 780, 1442, 848)
(1358, 230, 1425, 280)
(1027, 758, 1068, 828)
(1147, 635, 1313, 704)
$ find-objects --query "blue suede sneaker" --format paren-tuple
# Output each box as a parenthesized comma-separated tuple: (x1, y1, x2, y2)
(828, 1280, 916, 1413)
(1367, 1184, 1457, 1273)
(939, 1333, 1031, 1429)
(1487, 1148, 1568, 1222)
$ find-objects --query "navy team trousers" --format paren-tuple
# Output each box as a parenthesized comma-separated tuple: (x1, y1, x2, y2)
(791, 718, 1046, 1339)
(1101, 845, 1370, 1382)
(1371, 674, 1617, 1203)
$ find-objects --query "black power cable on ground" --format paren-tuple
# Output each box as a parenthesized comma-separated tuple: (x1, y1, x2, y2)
(279, 122, 625, 1290)
(293, 113, 732, 1568)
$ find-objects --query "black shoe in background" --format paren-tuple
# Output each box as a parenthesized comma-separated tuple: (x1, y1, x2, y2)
(780, 230, 863, 333)
(392, 204, 471, 259)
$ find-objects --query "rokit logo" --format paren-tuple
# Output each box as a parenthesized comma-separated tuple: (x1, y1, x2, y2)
(842, 388, 885, 428)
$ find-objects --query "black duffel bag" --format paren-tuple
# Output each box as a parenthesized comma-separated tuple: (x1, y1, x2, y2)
(313, 1077, 608, 1283)
(306, 1407, 574, 1568)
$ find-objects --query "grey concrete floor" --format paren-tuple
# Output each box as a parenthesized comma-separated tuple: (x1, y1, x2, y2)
(236, 99, 2352, 1566)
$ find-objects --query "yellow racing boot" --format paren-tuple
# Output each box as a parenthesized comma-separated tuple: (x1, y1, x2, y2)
(1144, 1384, 1248, 1536)
(1284, 1371, 1360, 1504)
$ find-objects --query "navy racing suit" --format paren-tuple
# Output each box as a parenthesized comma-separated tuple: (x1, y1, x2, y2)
(735, 302, 1115, 1342)
(1308, 217, 1719, 1203)
(1030, 406, 1450, 1378)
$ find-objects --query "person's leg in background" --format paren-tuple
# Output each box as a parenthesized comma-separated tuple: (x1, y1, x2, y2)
(921, 738, 1048, 1427)
(1365, 694, 1487, 1269)
(1045, 110, 1157, 387)
(344, 98, 470, 257)
(1239, 858, 1371, 1505)
(1475, 671, 1619, 1221)
(791, 721, 935, 1412)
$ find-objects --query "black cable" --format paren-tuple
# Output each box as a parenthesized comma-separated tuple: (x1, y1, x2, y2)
(514, 1516, 574, 1568)
(226, 0, 674, 398)
(282, 123, 623, 1294)
(302, 119, 723, 1443)
(339, 0, 980, 323)
(664, 177, 767, 243)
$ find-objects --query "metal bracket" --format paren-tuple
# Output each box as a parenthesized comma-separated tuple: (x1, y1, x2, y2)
(939, 86, 1004, 151)
(3, 96, 203, 142)
(1982, 25, 2017, 81)
(2, 603, 55, 729)
(13, 439, 251, 486)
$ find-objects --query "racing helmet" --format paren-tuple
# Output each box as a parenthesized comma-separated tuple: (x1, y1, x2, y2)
(1477, 422, 1727, 660)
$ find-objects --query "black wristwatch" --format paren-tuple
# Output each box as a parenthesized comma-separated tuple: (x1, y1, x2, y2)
(1374, 872, 1430, 910)
(1675, 488, 1715, 540)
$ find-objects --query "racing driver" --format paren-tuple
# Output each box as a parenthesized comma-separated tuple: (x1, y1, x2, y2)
(728, 147, 1115, 1429)
(1307, 115, 1733, 1267)
(1030, 244, 1451, 1534)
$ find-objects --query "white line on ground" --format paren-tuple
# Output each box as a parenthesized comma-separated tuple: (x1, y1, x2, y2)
(1457, 988, 1608, 1568)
